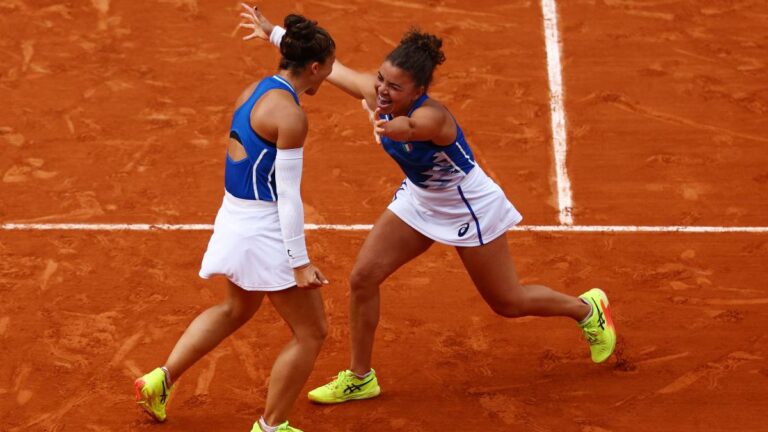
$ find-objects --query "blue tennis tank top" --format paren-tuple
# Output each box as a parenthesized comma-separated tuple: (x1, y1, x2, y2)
(380, 94, 476, 189)
(225, 75, 299, 201)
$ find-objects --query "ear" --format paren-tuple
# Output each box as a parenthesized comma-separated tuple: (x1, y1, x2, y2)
(311, 61, 321, 75)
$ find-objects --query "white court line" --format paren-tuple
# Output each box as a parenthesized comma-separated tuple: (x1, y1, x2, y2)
(1, 223, 767, 233)
(541, 0, 574, 226)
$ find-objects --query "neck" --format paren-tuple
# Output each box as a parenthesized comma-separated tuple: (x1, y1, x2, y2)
(396, 93, 426, 117)
(277, 70, 309, 96)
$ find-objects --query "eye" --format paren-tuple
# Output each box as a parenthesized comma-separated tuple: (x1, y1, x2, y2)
(376, 74, 384, 82)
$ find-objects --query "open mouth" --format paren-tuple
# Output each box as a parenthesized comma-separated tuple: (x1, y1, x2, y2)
(376, 95, 393, 112)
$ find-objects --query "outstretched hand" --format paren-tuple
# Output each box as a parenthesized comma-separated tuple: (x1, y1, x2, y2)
(361, 99, 385, 144)
(238, 3, 274, 41)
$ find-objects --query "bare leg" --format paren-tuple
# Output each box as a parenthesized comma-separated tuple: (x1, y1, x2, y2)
(349, 210, 434, 375)
(456, 233, 590, 320)
(263, 286, 326, 426)
(164, 281, 265, 381)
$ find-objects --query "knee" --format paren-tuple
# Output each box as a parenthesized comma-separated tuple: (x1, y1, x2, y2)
(297, 319, 328, 351)
(490, 302, 526, 318)
(349, 266, 383, 297)
(221, 299, 257, 324)
(487, 292, 527, 318)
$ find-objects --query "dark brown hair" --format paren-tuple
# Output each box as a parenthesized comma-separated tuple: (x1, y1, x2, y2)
(279, 14, 335, 72)
(385, 28, 446, 89)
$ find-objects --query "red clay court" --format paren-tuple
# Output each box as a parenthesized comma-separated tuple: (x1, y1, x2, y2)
(1, 1, 766, 431)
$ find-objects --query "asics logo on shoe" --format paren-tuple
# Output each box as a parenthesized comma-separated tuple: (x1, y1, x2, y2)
(343, 377, 374, 394)
(160, 380, 168, 404)
(591, 298, 606, 330)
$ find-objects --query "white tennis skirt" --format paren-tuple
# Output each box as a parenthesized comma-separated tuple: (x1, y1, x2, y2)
(199, 192, 296, 291)
(387, 167, 523, 247)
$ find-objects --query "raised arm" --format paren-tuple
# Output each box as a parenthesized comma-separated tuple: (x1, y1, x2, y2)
(326, 60, 377, 103)
(239, 4, 377, 104)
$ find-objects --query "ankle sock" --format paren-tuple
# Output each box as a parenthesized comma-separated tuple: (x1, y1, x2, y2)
(578, 299, 594, 325)
(259, 417, 278, 432)
(160, 366, 172, 387)
(354, 370, 372, 379)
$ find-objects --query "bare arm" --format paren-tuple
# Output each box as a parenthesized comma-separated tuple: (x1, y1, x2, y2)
(374, 104, 454, 144)
(327, 60, 377, 103)
(239, 4, 377, 103)
(273, 102, 308, 151)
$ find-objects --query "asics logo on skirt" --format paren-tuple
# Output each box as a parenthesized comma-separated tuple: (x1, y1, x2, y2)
(458, 222, 470, 238)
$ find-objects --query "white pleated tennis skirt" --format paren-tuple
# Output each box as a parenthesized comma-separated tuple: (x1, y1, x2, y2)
(387, 166, 523, 247)
(199, 192, 296, 291)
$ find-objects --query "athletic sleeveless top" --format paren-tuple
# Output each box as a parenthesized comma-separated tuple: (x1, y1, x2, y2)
(380, 94, 476, 189)
(225, 75, 299, 201)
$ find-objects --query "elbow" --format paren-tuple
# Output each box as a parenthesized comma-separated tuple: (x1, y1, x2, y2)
(276, 188, 301, 203)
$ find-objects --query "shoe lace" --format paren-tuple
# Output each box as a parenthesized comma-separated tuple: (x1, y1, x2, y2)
(276, 421, 300, 432)
(583, 327, 599, 345)
(324, 371, 348, 389)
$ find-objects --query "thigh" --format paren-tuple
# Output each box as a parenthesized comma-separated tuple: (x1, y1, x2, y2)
(353, 210, 435, 285)
(227, 280, 268, 316)
(268, 286, 326, 336)
(455, 232, 521, 304)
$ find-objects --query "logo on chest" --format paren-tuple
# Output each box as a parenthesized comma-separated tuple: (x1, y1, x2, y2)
(402, 142, 413, 153)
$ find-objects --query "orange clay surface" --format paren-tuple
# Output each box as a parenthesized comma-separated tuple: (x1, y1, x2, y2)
(1, 1, 767, 431)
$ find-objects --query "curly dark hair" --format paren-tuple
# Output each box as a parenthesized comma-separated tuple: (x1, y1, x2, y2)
(385, 28, 446, 89)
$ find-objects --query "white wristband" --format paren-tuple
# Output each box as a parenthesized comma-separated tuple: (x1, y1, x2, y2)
(270, 25, 286, 48)
(284, 235, 310, 268)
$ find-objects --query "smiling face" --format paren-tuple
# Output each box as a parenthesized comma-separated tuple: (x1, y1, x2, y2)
(374, 60, 425, 116)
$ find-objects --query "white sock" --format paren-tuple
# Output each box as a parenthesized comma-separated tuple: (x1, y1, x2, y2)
(578, 299, 593, 325)
(160, 366, 172, 387)
(354, 370, 372, 379)
(259, 417, 278, 432)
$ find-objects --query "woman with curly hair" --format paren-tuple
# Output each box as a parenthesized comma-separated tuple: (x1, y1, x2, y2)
(241, 3, 616, 408)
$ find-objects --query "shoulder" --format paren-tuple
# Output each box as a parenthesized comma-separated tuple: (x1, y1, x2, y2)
(411, 98, 449, 122)
(273, 94, 307, 129)
(412, 97, 457, 145)
(258, 89, 305, 121)
(270, 95, 307, 147)
(234, 81, 260, 110)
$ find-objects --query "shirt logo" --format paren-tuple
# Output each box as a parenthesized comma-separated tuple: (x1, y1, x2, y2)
(402, 143, 413, 152)
(458, 222, 470, 238)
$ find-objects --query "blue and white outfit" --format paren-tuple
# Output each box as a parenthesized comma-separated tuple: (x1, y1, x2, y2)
(199, 75, 306, 291)
(384, 94, 522, 246)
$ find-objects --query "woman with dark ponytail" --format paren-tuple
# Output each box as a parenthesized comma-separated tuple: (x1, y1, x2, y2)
(134, 12, 335, 432)
(244, 4, 616, 409)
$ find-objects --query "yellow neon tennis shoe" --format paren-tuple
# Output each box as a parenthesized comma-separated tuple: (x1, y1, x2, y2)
(579, 288, 616, 363)
(251, 420, 303, 431)
(307, 369, 381, 404)
(134, 368, 172, 422)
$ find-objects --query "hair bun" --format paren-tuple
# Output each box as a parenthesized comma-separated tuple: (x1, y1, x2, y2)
(401, 30, 446, 66)
(278, 14, 335, 72)
(385, 28, 445, 89)
(284, 14, 318, 43)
